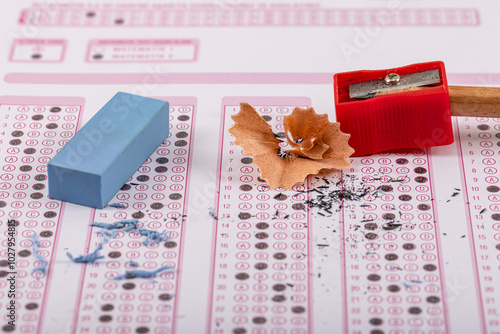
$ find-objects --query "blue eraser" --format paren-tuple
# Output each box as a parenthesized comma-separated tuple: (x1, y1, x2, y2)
(48, 92, 169, 209)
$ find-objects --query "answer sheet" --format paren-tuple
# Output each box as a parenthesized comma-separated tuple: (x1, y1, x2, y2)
(0, 1, 500, 333)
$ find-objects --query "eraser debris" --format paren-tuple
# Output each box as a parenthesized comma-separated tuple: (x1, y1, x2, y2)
(67, 243, 104, 263)
(109, 203, 127, 208)
(113, 265, 173, 280)
(48, 92, 170, 208)
(91, 219, 169, 246)
(32, 233, 48, 275)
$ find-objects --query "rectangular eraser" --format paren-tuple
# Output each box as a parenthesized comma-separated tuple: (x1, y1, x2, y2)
(48, 92, 170, 209)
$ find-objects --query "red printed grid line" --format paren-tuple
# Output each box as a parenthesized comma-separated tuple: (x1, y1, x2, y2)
(19, 7, 479, 27)
(0, 97, 84, 333)
(208, 98, 313, 334)
(71, 100, 196, 334)
(340, 150, 450, 333)
(455, 116, 500, 334)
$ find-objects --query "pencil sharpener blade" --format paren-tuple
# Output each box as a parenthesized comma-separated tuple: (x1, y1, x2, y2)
(334, 61, 453, 157)
(349, 69, 441, 99)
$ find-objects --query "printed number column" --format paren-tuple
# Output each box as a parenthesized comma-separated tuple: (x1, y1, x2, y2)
(0, 96, 83, 333)
(341, 150, 449, 334)
(73, 98, 195, 334)
(457, 117, 500, 333)
(209, 97, 313, 334)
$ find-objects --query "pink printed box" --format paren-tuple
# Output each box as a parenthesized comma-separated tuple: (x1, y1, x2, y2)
(86, 39, 199, 63)
(208, 97, 314, 334)
(72, 96, 197, 334)
(19, 7, 480, 27)
(9, 39, 67, 63)
(0, 95, 84, 332)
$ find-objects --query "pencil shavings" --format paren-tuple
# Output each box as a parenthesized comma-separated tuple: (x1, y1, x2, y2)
(229, 103, 354, 189)
(284, 107, 330, 159)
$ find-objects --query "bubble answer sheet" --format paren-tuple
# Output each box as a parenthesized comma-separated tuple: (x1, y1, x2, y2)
(0, 1, 500, 334)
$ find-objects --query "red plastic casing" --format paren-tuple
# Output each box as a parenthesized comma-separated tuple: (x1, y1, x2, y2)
(334, 61, 453, 157)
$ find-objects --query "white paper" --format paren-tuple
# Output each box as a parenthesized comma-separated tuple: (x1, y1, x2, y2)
(0, 1, 499, 333)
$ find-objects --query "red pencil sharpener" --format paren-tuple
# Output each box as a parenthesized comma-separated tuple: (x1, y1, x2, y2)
(334, 61, 453, 157)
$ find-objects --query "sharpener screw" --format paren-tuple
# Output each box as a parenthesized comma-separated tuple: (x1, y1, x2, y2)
(385, 73, 400, 85)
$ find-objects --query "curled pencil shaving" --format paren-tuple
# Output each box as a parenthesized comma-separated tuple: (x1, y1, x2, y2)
(284, 108, 330, 159)
(229, 103, 354, 189)
(113, 265, 174, 280)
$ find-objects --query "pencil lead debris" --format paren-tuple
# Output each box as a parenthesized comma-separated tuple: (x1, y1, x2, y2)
(209, 207, 219, 220)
